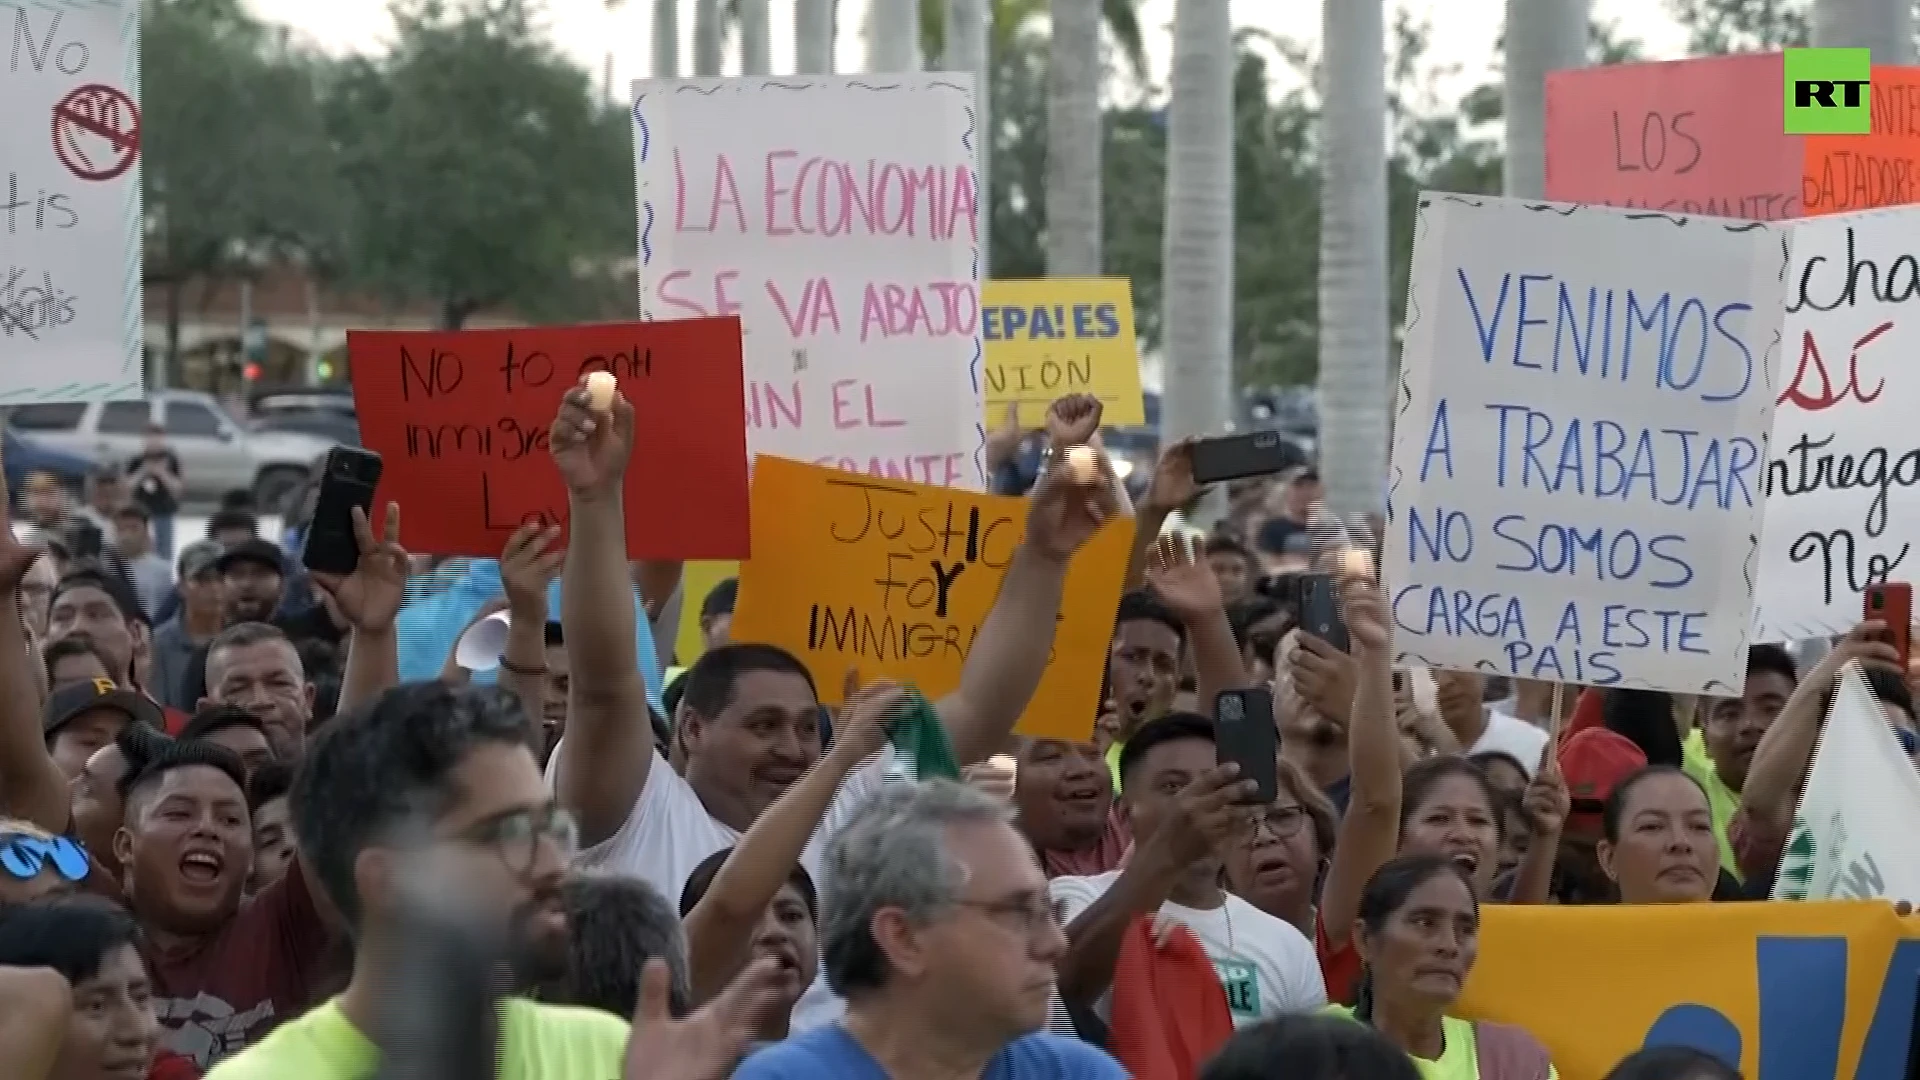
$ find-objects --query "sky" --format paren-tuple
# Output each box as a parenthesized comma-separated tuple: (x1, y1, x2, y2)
(244, 0, 1698, 101)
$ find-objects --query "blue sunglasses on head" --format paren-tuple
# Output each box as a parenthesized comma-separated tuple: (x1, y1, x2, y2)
(0, 833, 89, 882)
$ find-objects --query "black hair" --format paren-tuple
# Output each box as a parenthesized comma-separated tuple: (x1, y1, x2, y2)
(49, 568, 144, 627)
(543, 621, 564, 648)
(1601, 765, 1708, 844)
(207, 508, 259, 536)
(1203, 535, 1254, 564)
(679, 845, 818, 922)
(247, 760, 296, 814)
(207, 620, 296, 659)
(178, 705, 266, 744)
(118, 738, 248, 816)
(1399, 755, 1506, 842)
(115, 720, 172, 771)
(700, 577, 738, 620)
(1467, 749, 1529, 788)
(1745, 643, 1798, 688)
(0, 895, 141, 985)
(290, 682, 535, 929)
(1602, 1046, 1742, 1080)
(546, 874, 690, 1020)
(1350, 854, 1478, 1023)
(1862, 663, 1916, 722)
(1115, 588, 1187, 644)
(1226, 595, 1287, 652)
(1116, 711, 1215, 786)
(1201, 1013, 1421, 1080)
(678, 643, 817, 720)
(42, 636, 110, 685)
(1602, 688, 1684, 767)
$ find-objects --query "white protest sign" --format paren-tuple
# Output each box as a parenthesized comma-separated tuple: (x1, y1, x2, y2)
(1757, 207, 1920, 641)
(1385, 194, 1786, 695)
(631, 75, 985, 489)
(2, 0, 143, 401)
(1776, 662, 1920, 904)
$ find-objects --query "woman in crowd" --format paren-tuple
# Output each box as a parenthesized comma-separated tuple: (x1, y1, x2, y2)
(1598, 767, 1720, 905)
(1202, 1013, 1420, 1080)
(0, 818, 89, 907)
(1333, 854, 1558, 1079)
(1603, 1047, 1741, 1080)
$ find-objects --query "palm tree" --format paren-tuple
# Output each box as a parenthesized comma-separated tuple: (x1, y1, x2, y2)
(1047, 0, 1100, 276)
(652, 0, 678, 78)
(1504, 0, 1589, 198)
(738, 0, 770, 74)
(1160, 0, 1234, 501)
(868, 0, 921, 70)
(943, 0, 991, 259)
(694, 0, 724, 75)
(1812, 0, 1913, 61)
(1314, 0, 1387, 518)
(796, 0, 835, 71)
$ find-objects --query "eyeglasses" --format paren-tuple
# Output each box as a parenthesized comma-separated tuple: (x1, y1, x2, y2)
(0, 833, 89, 882)
(956, 894, 1064, 937)
(1253, 805, 1308, 839)
(455, 806, 578, 876)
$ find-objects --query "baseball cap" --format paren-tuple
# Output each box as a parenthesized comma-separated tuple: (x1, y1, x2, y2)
(49, 568, 146, 627)
(43, 677, 162, 738)
(214, 538, 285, 576)
(701, 577, 738, 620)
(177, 540, 223, 580)
(1558, 728, 1648, 824)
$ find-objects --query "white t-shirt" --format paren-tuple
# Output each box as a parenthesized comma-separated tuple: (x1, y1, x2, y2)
(1471, 709, 1551, 776)
(1047, 870, 1327, 1031)
(558, 744, 902, 1031)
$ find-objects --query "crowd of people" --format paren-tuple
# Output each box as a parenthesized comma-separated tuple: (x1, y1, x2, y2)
(0, 385, 1905, 1080)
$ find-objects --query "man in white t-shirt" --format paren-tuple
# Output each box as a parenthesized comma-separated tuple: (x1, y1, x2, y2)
(543, 384, 1121, 1030)
(1051, 713, 1326, 1033)
(1431, 669, 1549, 776)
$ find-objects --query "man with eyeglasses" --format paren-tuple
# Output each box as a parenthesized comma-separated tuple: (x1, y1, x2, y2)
(735, 780, 1126, 1080)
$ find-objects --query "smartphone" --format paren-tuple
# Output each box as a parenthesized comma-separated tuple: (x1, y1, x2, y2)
(1864, 582, 1912, 668)
(1190, 431, 1300, 485)
(1214, 687, 1278, 805)
(301, 447, 383, 576)
(1299, 572, 1350, 652)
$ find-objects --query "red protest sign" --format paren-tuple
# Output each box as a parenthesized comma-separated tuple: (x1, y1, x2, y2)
(349, 318, 749, 559)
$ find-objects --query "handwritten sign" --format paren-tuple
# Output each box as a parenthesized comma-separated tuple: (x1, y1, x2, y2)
(729, 455, 1129, 740)
(980, 278, 1142, 426)
(1756, 206, 1920, 640)
(1, 0, 143, 401)
(348, 318, 750, 559)
(632, 75, 986, 490)
(1549, 55, 1920, 222)
(1384, 194, 1785, 695)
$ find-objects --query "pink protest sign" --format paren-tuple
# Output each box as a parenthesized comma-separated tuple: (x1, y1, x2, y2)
(631, 75, 986, 489)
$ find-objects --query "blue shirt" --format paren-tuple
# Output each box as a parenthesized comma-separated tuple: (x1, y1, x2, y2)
(732, 1024, 1127, 1080)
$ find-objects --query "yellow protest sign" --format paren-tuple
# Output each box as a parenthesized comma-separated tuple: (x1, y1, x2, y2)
(1458, 900, 1920, 1080)
(731, 456, 1131, 741)
(674, 561, 738, 666)
(981, 278, 1143, 427)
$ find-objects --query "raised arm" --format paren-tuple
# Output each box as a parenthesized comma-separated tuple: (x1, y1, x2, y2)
(550, 380, 655, 848)
(1316, 571, 1405, 942)
(1742, 624, 1899, 829)
(0, 472, 65, 831)
(936, 394, 1123, 764)
(1142, 532, 1246, 710)
(1124, 439, 1199, 591)
(0, 967, 69, 1080)
(499, 524, 565, 735)
(313, 502, 407, 716)
(684, 678, 905, 1003)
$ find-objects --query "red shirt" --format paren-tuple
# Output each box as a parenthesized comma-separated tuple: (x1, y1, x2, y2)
(1315, 912, 1363, 1005)
(142, 861, 337, 1071)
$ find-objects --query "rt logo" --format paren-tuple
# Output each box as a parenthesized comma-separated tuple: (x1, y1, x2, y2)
(1785, 47, 1872, 134)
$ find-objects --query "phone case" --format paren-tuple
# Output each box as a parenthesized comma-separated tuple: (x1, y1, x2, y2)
(1190, 431, 1299, 485)
(1299, 573, 1350, 652)
(1865, 583, 1912, 667)
(302, 448, 383, 576)
(1214, 687, 1278, 806)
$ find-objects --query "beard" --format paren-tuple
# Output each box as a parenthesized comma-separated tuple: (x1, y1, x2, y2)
(504, 890, 570, 991)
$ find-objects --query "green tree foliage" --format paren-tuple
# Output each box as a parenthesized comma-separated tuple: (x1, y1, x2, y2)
(1666, 0, 1809, 53)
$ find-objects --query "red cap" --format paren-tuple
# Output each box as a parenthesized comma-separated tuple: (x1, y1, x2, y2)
(1558, 728, 1646, 822)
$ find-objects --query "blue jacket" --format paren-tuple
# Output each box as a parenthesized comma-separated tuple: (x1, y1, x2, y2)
(395, 559, 664, 713)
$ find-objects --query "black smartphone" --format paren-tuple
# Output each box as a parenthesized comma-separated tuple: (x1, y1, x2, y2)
(1190, 430, 1299, 485)
(1299, 572, 1350, 652)
(301, 447, 383, 576)
(1214, 687, 1278, 805)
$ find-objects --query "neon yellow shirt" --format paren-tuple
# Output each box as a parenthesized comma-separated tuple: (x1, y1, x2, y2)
(204, 997, 629, 1080)
(1682, 727, 1742, 881)
(1106, 740, 1125, 791)
(1325, 1004, 1558, 1080)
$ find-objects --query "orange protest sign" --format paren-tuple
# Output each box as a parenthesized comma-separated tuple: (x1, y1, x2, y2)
(349, 318, 750, 559)
(730, 456, 1130, 741)
(1803, 72, 1920, 213)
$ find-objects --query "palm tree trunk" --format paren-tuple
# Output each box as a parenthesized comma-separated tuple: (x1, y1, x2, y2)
(867, 0, 921, 70)
(1046, 0, 1101, 277)
(796, 0, 835, 72)
(1161, 0, 1234, 512)
(694, 0, 723, 76)
(739, 0, 771, 74)
(943, 0, 991, 263)
(1504, 0, 1589, 198)
(652, 0, 679, 77)
(1813, 0, 1913, 62)
(1315, 0, 1388, 518)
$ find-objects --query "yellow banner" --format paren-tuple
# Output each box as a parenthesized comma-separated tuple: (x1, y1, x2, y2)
(730, 456, 1130, 741)
(674, 560, 739, 667)
(1457, 901, 1920, 1080)
(981, 278, 1143, 427)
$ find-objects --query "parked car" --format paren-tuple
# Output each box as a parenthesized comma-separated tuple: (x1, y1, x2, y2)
(9, 391, 338, 509)
(251, 386, 355, 420)
(2, 427, 95, 502)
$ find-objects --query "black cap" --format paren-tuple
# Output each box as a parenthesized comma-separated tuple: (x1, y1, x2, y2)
(50, 568, 146, 627)
(701, 577, 738, 619)
(215, 538, 285, 577)
(43, 677, 162, 737)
